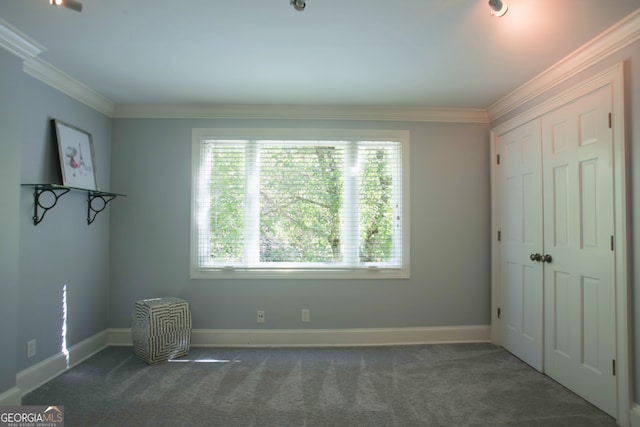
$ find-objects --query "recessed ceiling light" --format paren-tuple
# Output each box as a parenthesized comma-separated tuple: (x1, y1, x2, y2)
(48, 0, 83, 13)
(291, 0, 306, 12)
(488, 0, 508, 17)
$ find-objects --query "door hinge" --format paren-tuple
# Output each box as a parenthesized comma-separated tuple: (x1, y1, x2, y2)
(608, 112, 612, 129)
(611, 235, 614, 251)
(498, 230, 501, 242)
(497, 308, 501, 319)
(497, 154, 500, 165)
(613, 359, 616, 376)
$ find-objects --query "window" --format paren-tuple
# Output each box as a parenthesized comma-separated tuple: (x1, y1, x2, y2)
(191, 128, 410, 279)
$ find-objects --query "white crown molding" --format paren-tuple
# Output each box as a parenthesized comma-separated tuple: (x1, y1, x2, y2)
(490, 62, 623, 137)
(0, 17, 46, 60)
(23, 57, 115, 117)
(0, 17, 114, 117)
(488, 8, 640, 122)
(112, 103, 490, 123)
(4, 7, 638, 123)
(0, 19, 489, 124)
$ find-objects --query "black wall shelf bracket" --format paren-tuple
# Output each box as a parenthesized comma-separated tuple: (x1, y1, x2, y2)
(29, 184, 71, 225)
(88, 191, 118, 225)
(22, 184, 125, 226)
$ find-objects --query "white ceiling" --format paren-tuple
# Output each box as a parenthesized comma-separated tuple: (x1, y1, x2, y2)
(1, 0, 639, 110)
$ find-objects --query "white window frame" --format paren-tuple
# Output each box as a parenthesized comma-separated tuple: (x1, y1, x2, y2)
(190, 128, 410, 279)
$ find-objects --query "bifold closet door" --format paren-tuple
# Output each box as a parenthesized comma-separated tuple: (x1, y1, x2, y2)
(498, 119, 544, 372)
(541, 84, 616, 416)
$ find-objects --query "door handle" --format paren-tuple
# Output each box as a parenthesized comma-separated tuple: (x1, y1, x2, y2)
(530, 253, 542, 262)
(542, 254, 552, 263)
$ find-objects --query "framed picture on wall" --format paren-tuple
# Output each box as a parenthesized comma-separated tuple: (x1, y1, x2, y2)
(52, 119, 98, 190)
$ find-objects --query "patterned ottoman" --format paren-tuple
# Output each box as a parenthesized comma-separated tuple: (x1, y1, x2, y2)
(132, 297, 192, 364)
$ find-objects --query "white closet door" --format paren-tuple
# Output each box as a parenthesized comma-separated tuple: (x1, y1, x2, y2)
(498, 119, 544, 372)
(542, 84, 616, 416)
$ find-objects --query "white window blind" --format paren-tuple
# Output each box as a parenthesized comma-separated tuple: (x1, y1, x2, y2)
(191, 129, 409, 279)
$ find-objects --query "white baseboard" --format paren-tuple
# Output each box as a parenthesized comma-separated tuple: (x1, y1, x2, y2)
(0, 386, 21, 405)
(108, 325, 491, 347)
(68, 329, 110, 366)
(15, 330, 109, 397)
(630, 404, 640, 427)
(108, 328, 134, 346)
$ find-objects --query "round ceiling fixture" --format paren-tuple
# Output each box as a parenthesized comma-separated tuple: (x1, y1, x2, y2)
(488, 0, 508, 17)
(291, 0, 305, 12)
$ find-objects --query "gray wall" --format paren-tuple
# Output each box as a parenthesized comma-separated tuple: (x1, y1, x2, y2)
(17, 76, 112, 371)
(109, 119, 492, 330)
(0, 49, 23, 396)
(490, 39, 640, 402)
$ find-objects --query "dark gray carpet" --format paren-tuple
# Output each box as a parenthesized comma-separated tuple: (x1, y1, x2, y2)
(22, 343, 617, 426)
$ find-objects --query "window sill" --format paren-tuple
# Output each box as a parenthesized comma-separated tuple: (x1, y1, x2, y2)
(190, 267, 410, 280)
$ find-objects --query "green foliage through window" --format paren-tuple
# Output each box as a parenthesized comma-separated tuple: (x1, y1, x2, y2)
(194, 136, 404, 272)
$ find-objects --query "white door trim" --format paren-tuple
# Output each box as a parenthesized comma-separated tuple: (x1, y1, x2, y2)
(490, 62, 629, 426)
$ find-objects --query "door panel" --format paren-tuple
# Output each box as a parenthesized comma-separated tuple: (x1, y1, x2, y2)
(542, 85, 616, 416)
(522, 265, 538, 339)
(498, 119, 544, 371)
(552, 165, 569, 247)
(552, 271, 571, 357)
(580, 159, 599, 248)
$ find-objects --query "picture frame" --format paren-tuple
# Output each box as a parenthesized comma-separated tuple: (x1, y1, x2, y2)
(52, 119, 98, 191)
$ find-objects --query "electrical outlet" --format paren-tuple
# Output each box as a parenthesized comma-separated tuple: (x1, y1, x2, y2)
(257, 310, 265, 323)
(301, 309, 310, 322)
(27, 339, 36, 359)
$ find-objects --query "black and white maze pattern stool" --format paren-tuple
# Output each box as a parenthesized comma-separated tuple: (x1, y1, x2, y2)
(132, 297, 192, 364)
